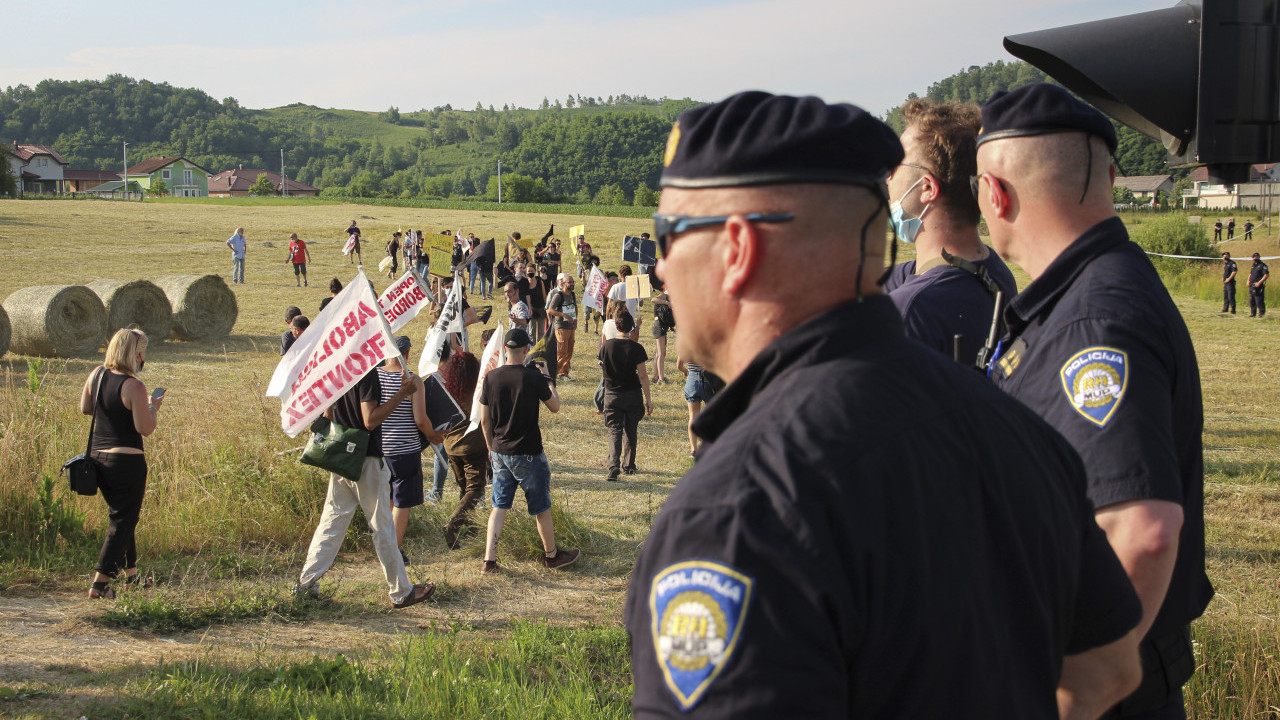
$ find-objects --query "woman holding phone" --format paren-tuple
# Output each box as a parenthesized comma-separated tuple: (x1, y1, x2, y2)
(79, 328, 162, 599)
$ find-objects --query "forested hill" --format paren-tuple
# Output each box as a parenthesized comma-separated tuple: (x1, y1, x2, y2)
(884, 60, 1175, 178)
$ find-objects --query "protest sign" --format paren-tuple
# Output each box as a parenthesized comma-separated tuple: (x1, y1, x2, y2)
(466, 320, 507, 433)
(424, 372, 467, 433)
(569, 225, 586, 255)
(426, 240, 453, 277)
(377, 270, 431, 333)
(268, 272, 396, 437)
(583, 265, 609, 312)
(625, 273, 652, 300)
(419, 275, 464, 376)
(622, 235, 657, 266)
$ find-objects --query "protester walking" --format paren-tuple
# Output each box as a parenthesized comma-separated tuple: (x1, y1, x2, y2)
(599, 311, 653, 481)
(439, 351, 489, 549)
(79, 329, 162, 599)
(546, 273, 578, 381)
(345, 221, 362, 265)
(226, 227, 246, 283)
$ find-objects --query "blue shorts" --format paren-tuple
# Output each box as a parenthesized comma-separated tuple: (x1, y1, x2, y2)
(385, 453, 424, 508)
(684, 374, 715, 404)
(489, 452, 552, 515)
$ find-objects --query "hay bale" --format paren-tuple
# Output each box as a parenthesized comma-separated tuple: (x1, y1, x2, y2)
(2, 285, 107, 357)
(87, 279, 174, 340)
(0, 305, 9, 360)
(156, 275, 238, 341)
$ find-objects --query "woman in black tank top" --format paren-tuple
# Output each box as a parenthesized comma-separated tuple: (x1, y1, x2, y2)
(78, 329, 163, 599)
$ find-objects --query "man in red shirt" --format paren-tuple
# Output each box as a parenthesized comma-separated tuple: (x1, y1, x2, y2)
(286, 232, 312, 287)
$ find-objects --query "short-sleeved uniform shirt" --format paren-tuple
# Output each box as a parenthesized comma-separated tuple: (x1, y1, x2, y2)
(1223, 259, 1238, 282)
(1250, 260, 1269, 286)
(480, 364, 552, 456)
(599, 338, 648, 394)
(626, 296, 1141, 718)
(289, 239, 307, 264)
(989, 218, 1213, 643)
(547, 289, 578, 330)
(330, 371, 384, 457)
(883, 250, 1017, 359)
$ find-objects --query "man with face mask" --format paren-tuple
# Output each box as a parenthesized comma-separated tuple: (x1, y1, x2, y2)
(1248, 252, 1268, 317)
(883, 99, 1017, 362)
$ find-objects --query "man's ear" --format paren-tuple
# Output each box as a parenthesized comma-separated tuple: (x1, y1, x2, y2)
(918, 173, 941, 206)
(721, 214, 763, 296)
(985, 174, 1011, 221)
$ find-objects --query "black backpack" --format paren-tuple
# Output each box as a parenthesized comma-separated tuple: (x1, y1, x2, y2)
(654, 302, 676, 330)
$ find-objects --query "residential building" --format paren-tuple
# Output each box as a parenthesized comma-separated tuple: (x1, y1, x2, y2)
(1114, 174, 1173, 202)
(124, 156, 211, 197)
(1182, 164, 1279, 211)
(65, 169, 124, 193)
(6, 141, 69, 195)
(207, 168, 319, 197)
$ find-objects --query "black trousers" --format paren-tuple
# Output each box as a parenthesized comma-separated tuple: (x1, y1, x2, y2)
(603, 391, 644, 473)
(1250, 285, 1266, 316)
(91, 451, 147, 577)
(1223, 281, 1236, 313)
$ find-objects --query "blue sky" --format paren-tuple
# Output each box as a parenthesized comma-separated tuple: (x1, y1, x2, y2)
(10, 0, 1171, 116)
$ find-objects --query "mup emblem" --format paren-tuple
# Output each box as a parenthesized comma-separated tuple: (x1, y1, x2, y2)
(1060, 346, 1128, 427)
(649, 560, 753, 711)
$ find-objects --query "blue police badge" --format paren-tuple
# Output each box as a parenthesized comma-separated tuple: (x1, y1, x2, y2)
(649, 560, 754, 711)
(1060, 346, 1128, 427)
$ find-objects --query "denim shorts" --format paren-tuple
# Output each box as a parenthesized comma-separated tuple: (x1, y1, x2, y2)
(490, 452, 552, 515)
(684, 375, 715, 404)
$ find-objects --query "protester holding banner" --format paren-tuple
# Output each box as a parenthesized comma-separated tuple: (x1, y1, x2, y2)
(344, 220, 362, 266)
(546, 273, 579, 381)
(439, 351, 489, 549)
(607, 265, 639, 320)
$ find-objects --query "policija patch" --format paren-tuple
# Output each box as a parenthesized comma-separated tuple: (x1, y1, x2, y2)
(649, 560, 753, 711)
(1060, 346, 1128, 427)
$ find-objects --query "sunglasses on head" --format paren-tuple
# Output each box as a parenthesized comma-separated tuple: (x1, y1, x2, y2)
(651, 212, 795, 257)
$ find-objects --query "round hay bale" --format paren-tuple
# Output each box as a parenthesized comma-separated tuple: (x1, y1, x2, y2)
(87, 279, 174, 340)
(0, 305, 10, 360)
(155, 274, 238, 341)
(2, 285, 107, 357)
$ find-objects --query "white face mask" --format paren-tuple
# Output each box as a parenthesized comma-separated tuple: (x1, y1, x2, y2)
(889, 176, 932, 244)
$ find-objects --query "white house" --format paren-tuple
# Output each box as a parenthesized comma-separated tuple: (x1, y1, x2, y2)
(1182, 164, 1280, 210)
(6, 141, 69, 195)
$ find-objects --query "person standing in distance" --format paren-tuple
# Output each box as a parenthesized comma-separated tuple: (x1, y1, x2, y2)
(345, 220, 362, 266)
(1249, 252, 1269, 317)
(545, 273, 579, 381)
(882, 99, 1017, 361)
(478, 329, 579, 573)
(627, 91, 1143, 718)
(598, 310, 653, 481)
(1221, 251, 1238, 314)
(226, 227, 247, 284)
(286, 232, 311, 287)
(976, 83, 1214, 719)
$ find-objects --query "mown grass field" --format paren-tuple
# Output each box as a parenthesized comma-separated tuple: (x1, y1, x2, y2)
(0, 199, 1276, 718)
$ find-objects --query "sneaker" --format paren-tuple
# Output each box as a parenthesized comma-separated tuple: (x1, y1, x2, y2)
(400, 548, 411, 566)
(543, 548, 580, 570)
(607, 469, 620, 482)
(623, 466, 638, 476)
(482, 560, 500, 574)
(424, 491, 439, 505)
(392, 582, 435, 609)
(291, 583, 321, 600)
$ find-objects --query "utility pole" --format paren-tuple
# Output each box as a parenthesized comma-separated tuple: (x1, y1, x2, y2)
(280, 149, 287, 197)
(497, 160, 502, 203)
(122, 141, 130, 199)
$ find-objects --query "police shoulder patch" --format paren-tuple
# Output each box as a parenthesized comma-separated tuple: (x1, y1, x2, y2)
(649, 559, 753, 711)
(1059, 346, 1128, 427)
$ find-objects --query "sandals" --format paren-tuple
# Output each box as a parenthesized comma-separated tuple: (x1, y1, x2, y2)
(88, 582, 115, 600)
(124, 573, 154, 589)
(392, 582, 436, 609)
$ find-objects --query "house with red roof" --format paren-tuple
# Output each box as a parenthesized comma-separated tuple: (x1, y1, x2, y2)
(6, 141, 69, 195)
(64, 169, 125, 193)
(124, 156, 211, 197)
(208, 168, 319, 197)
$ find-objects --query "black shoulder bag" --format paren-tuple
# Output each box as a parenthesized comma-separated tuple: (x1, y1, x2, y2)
(62, 367, 105, 496)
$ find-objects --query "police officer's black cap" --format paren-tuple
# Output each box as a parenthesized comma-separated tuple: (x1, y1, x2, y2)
(1253, 252, 1262, 260)
(504, 328, 531, 349)
(976, 83, 1117, 154)
(659, 91, 903, 190)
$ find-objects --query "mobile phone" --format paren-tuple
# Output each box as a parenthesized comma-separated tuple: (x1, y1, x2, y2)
(151, 387, 166, 399)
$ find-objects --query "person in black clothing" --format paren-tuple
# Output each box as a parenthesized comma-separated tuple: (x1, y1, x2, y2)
(1213, 220, 1223, 241)
(1222, 252, 1238, 314)
(1249, 252, 1269, 317)
(386, 232, 401, 278)
(345, 220, 362, 265)
(1244, 220, 1254, 240)
(598, 311, 653, 481)
(1227, 217, 1236, 240)
(627, 90, 1143, 718)
(978, 83, 1213, 718)
(79, 329, 164, 599)
(319, 278, 342, 313)
(281, 306, 302, 355)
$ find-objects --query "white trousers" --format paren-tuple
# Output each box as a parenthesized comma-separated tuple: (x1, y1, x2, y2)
(298, 456, 411, 604)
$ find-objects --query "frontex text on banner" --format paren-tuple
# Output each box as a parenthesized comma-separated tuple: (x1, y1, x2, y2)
(269, 273, 396, 437)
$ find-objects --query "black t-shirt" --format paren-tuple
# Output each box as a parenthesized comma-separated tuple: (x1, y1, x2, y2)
(330, 372, 384, 457)
(387, 238, 400, 256)
(319, 296, 333, 312)
(544, 250, 561, 267)
(626, 296, 1141, 718)
(547, 289, 578, 329)
(346, 225, 361, 238)
(480, 364, 552, 456)
(599, 338, 648, 394)
(280, 329, 296, 356)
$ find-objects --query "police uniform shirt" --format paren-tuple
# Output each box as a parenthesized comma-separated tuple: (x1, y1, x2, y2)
(884, 251, 1017, 357)
(990, 217, 1213, 643)
(625, 295, 1141, 718)
(1223, 259, 1237, 282)
(1250, 260, 1269, 286)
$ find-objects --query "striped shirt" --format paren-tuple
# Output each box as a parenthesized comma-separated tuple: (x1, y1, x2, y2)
(686, 362, 703, 380)
(376, 369, 421, 456)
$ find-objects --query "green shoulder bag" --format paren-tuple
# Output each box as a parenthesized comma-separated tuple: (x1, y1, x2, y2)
(300, 417, 370, 481)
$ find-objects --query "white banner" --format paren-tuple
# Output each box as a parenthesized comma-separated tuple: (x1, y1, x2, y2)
(418, 275, 464, 376)
(468, 320, 506, 433)
(268, 272, 397, 437)
(583, 265, 609, 312)
(377, 270, 431, 333)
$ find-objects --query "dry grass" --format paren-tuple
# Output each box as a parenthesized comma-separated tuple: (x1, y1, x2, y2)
(0, 200, 1276, 717)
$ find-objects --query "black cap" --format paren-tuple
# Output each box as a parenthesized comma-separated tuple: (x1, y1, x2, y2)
(976, 83, 1117, 154)
(504, 328, 531, 349)
(393, 335, 411, 356)
(1253, 252, 1262, 260)
(659, 91, 903, 189)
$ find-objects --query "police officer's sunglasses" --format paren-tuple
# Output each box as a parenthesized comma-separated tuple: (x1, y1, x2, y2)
(969, 173, 1005, 199)
(652, 212, 795, 257)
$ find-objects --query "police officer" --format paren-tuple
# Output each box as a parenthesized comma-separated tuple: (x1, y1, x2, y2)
(882, 98, 1017, 361)
(976, 84, 1214, 719)
(1249, 252, 1269, 317)
(1222, 251, 1238, 314)
(626, 91, 1142, 719)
